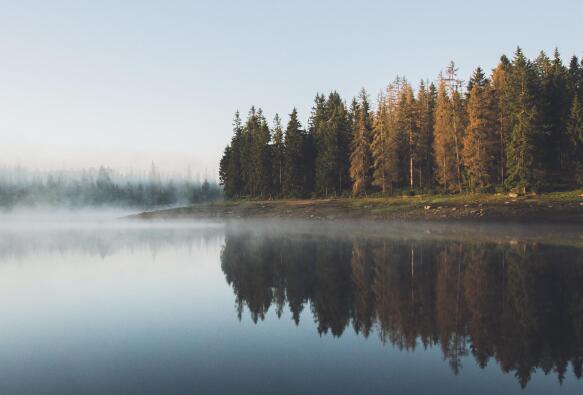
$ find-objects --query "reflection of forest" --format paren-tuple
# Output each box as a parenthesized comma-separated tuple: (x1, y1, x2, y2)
(221, 231, 583, 388)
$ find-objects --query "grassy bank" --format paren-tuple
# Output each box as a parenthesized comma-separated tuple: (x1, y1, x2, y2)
(129, 189, 583, 224)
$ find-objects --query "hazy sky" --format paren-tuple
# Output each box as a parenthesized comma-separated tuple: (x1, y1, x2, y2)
(1, 0, 582, 176)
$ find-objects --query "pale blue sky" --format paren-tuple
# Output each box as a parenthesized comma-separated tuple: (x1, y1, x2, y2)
(1, 0, 581, 176)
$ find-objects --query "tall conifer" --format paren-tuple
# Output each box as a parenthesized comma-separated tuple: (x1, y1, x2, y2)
(416, 80, 435, 190)
(463, 69, 498, 191)
(272, 114, 285, 197)
(350, 89, 373, 196)
(397, 82, 418, 190)
(492, 57, 512, 184)
(506, 48, 543, 193)
(283, 109, 306, 197)
(371, 88, 399, 194)
(433, 80, 458, 192)
(566, 96, 583, 185)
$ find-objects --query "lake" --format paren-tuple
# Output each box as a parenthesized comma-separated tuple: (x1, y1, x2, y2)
(1, 217, 582, 394)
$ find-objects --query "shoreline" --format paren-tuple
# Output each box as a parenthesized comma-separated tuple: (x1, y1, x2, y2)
(128, 190, 583, 225)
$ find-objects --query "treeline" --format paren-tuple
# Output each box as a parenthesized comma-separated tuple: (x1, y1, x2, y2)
(0, 166, 221, 209)
(221, 233, 583, 388)
(219, 48, 583, 198)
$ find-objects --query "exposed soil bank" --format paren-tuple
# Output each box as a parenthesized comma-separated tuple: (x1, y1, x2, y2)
(129, 190, 583, 224)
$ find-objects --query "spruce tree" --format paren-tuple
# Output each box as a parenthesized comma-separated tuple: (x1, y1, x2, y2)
(219, 111, 244, 198)
(535, 49, 569, 179)
(568, 56, 581, 97)
(550, 49, 571, 173)
(312, 94, 331, 195)
(349, 89, 373, 196)
(466, 67, 487, 98)
(506, 48, 543, 193)
(219, 145, 233, 197)
(255, 110, 272, 197)
(433, 79, 458, 192)
(566, 95, 583, 185)
(240, 107, 259, 196)
(371, 88, 399, 194)
(451, 89, 466, 192)
(397, 82, 418, 191)
(416, 80, 435, 190)
(219, 47, 583, 200)
(283, 108, 306, 197)
(438, 62, 466, 192)
(492, 56, 512, 184)
(463, 69, 498, 191)
(312, 92, 351, 196)
(271, 114, 285, 197)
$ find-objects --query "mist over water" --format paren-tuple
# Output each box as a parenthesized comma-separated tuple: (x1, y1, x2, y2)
(0, 215, 582, 394)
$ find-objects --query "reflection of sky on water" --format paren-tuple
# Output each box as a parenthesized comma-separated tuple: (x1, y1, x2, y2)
(0, 219, 581, 394)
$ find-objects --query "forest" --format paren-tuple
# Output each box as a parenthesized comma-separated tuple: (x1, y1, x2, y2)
(219, 48, 583, 198)
(0, 165, 221, 209)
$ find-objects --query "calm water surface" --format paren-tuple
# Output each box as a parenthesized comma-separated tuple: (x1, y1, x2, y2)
(1, 218, 583, 394)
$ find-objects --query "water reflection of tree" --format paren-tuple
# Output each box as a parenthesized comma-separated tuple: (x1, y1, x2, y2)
(220, 231, 583, 388)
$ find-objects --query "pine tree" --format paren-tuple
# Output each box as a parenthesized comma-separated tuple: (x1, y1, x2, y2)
(506, 48, 543, 193)
(283, 108, 306, 197)
(350, 89, 373, 196)
(463, 68, 498, 191)
(271, 114, 285, 197)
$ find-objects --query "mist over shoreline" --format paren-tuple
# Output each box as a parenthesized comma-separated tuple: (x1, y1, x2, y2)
(0, 164, 222, 210)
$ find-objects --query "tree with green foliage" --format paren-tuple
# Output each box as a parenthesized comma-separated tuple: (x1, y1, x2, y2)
(397, 82, 418, 190)
(220, 46, 583, 199)
(534, 49, 570, 181)
(371, 88, 399, 194)
(463, 68, 498, 191)
(433, 80, 458, 192)
(255, 110, 272, 197)
(283, 108, 306, 197)
(505, 48, 543, 193)
(218, 111, 244, 198)
(350, 89, 373, 196)
(219, 144, 232, 196)
(492, 56, 512, 184)
(271, 114, 285, 197)
(566, 95, 583, 185)
(312, 92, 351, 196)
(415, 80, 435, 190)
(239, 107, 258, 196)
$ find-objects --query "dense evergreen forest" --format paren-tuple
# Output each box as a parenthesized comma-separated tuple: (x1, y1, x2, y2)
(0, 165, 221, 209)
(219, 48, 583, 198)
